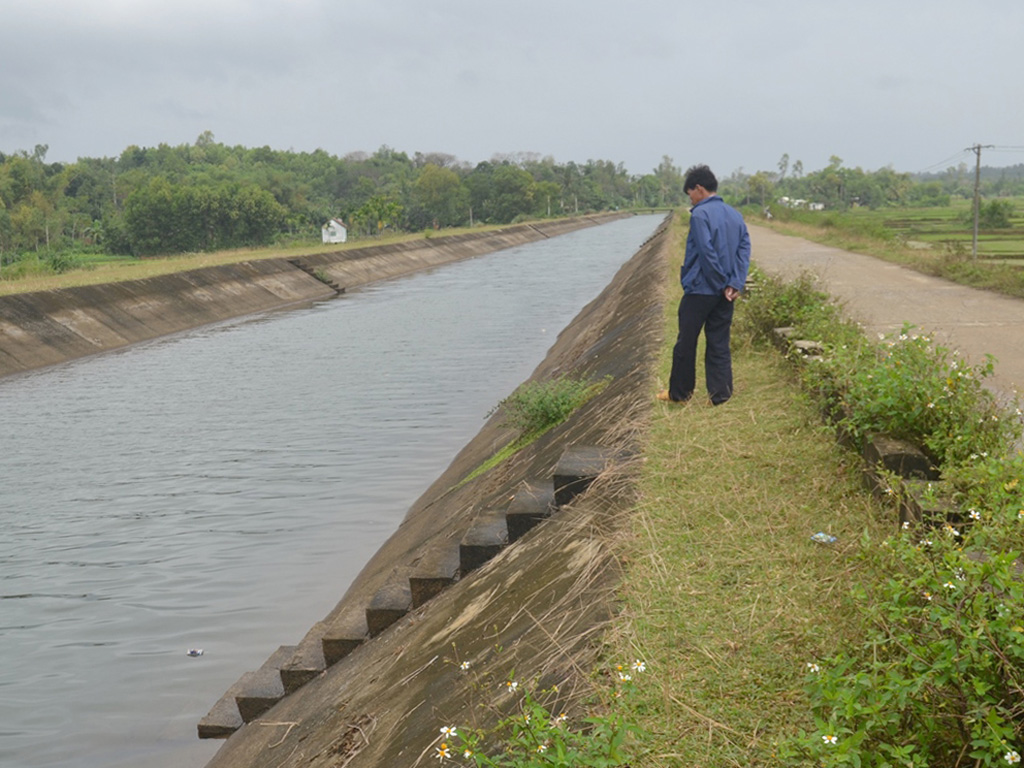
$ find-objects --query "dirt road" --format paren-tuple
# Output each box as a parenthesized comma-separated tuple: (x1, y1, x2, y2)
(749, 224, 1024, 401)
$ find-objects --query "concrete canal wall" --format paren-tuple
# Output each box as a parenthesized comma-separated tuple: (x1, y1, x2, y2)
(200, 213, 673, 767)
(0, 212, 632, 379)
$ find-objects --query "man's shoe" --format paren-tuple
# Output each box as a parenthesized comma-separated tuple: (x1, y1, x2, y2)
(656, 390, 689, 404)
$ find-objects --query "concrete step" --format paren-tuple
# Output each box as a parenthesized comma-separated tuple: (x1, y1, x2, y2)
(898, 479, 960, 527)
(553, 446, 616, 507)
(460, 510, 508, 573)
(197, 680, 245, 739)
(366, 571, 413, 637)
(506, 482, 555, 543)
(409, 543, 461, 608)
(280, 621, 328, 694)
(321, 606, 369, 667)
(863, 433, 939, 497)
(234, 645, 296, 723)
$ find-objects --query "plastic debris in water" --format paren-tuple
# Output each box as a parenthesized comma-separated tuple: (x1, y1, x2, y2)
(810, 532, 838, 544)
(186, 648, 204, 657)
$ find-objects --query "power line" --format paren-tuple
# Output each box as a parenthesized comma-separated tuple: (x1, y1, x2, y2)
(914, 144, 1024, 175)
(914, 150, 970, 175)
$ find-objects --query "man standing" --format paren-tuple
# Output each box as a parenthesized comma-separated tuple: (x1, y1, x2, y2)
(658, 164, 751, 405)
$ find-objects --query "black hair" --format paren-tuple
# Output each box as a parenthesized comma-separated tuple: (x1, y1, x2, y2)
(683, 164, 718, 193)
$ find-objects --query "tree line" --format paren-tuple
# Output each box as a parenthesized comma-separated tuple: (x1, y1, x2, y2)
(0, 134, 688, 273)
(4, 137, 1021, 277)
(723, 153, 1024, 212)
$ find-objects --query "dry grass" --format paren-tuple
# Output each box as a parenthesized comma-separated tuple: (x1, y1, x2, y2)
(762, 218, 923, 265)
(607, 219, 890, 766)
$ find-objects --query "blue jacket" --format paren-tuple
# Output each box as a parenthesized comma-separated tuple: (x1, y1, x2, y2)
(680, 195, 751, 296)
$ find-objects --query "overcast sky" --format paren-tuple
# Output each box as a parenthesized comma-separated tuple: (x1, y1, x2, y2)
(2, 0, 1022, 177)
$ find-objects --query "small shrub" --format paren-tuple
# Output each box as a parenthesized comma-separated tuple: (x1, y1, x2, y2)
(942, 238, 969, 261)
(436, 662, 647, 767)
(740, 266, 842, 343)
(822, 326, 1018, 466)
(959, 199, 1015, 230)
(47, 251, 81, 274)
(786, 506, 1024, 768)
(742, 271, 1020, 468)
(491, 375, 606, 437)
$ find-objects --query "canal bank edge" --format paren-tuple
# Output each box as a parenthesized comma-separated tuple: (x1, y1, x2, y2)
(200, 213, 673, 766)
(0, 212, 633, 379)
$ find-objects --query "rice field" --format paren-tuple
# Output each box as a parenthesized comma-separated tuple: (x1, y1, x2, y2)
(863, 196, 1024, 261)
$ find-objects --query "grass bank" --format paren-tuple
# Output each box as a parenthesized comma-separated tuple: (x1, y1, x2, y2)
(607, 220, 887, 765)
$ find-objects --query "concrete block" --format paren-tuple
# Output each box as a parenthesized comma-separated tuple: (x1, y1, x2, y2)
(506, 483, 555, 543)
(772, 327, 796, 351)
(898, 479, 960, 527)
(460, 511, 508, 573)
(321, 607, 368, 667)
(791, 339, 825, 357)
(863, 433, 939, 483)
(409, 545, 460, 608)
(234, 645, 296, 723)
(829, 403, 859, 451)
(553, 446, 616, 507)
(198, 680, 245, 739)
(366, 575, 412, 637)
(280, 621, 327, 694)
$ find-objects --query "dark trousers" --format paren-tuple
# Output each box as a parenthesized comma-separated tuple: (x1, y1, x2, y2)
(668, 292, 735, 404)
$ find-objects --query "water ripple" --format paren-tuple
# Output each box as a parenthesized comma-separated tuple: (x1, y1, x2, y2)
(0, 216, 660, 768)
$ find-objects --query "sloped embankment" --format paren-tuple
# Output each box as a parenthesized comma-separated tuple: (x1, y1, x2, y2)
(200, 213, 672, 767)
(0, 213, 632, 379)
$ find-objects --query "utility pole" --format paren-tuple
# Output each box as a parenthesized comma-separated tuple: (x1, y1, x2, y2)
(967, 143, 994, 259)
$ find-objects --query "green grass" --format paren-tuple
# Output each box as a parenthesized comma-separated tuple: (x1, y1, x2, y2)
(606, 221, 888, 766)
(455, 376, 611, 489)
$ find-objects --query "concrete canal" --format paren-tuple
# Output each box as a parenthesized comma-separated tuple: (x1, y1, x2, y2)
(0, 214, 663, 768)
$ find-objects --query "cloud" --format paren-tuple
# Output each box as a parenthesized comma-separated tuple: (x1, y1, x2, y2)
(1, 0, 1023, 174)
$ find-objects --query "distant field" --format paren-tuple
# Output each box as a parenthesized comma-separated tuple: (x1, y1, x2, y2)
(862, 196, 1024, 259)
(760, 196, 1024, 299)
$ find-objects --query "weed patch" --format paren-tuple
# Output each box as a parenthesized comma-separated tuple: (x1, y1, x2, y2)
(491, 375, 609, 437)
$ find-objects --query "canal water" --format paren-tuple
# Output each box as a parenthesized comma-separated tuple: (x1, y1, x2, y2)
(0, 214, 662, 768)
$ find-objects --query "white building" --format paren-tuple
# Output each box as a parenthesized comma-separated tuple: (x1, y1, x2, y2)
(778, 197, 825, 211)
(321, 218, 348, 244)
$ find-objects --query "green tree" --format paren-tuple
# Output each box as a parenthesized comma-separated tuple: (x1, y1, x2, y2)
(747, 171, 775, 208)
(11, 191, 57, 251)
(533, 180, 561, 217)
(123, 177, 177, 254)
(653, 156, 685, 207)
(488, 164, 536, 222)
(355, 194, 403, 236)
(411, 164, 468, 228)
